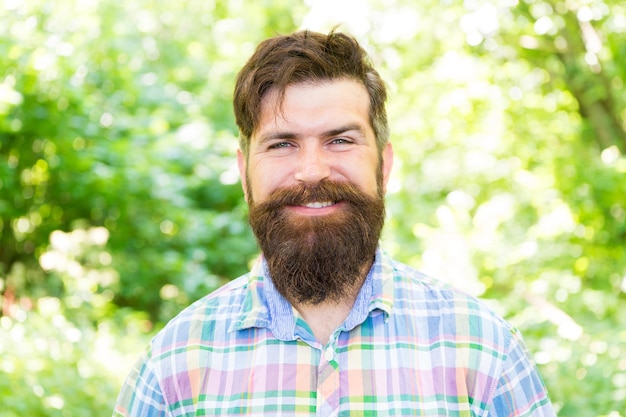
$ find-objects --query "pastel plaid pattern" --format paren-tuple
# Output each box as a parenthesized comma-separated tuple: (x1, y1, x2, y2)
(113, 250, 554, 416)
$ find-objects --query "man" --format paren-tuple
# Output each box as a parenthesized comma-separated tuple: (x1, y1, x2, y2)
(113, 30, 555, 416)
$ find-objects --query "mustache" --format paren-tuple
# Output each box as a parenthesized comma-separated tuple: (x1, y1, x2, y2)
(253, 180, 374, 211)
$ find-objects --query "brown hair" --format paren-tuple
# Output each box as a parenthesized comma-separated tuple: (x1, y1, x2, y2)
(233, 30, 389, 157)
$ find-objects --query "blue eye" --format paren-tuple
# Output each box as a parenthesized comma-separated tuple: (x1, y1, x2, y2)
(269, 142, 293, 149)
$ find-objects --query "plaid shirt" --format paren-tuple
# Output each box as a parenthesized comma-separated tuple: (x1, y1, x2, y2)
(113, 249, 554, 416)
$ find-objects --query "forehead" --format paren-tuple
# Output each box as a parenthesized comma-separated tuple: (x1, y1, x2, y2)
(255, 79, 372, 135)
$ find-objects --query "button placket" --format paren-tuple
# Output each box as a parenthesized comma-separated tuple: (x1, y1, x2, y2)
(316, 342, 340, 416)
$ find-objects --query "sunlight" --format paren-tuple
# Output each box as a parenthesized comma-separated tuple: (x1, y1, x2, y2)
(301, 0, 371, 35)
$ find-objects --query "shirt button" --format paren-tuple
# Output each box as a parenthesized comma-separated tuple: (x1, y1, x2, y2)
(324, 347, 334, 362)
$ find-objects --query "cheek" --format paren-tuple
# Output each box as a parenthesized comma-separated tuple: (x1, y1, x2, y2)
(247, 167, 283, 203)
(345, 162, 380, 191)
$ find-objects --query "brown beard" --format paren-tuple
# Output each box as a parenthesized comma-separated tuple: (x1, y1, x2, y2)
(247, 178, 385, 305)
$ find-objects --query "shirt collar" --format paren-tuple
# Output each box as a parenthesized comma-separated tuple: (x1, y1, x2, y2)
(232, 248, 395, 340)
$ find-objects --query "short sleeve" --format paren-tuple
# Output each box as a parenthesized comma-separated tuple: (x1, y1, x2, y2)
(488, 328, 555, 417)
(112, 351, 168, 417)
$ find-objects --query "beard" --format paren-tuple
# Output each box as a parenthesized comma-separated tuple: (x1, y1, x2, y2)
(247, 176, 385, 305)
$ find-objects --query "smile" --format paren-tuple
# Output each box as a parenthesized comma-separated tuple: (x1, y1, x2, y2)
(303, 201, 334, 209)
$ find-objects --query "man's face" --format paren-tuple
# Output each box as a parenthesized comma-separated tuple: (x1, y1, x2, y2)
(237, 79, 393, 304)
(239, 79, 392, 212)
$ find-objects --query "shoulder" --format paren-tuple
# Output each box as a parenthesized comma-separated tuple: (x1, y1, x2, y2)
(149, 274, 251, 354)
(386, 257, 516, 343)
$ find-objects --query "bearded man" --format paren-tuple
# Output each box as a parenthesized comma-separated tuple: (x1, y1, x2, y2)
(113, 30, 555, 417)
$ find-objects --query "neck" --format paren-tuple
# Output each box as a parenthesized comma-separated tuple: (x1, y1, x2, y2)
(290, 260, 372, 345)
(294, 299, 355, 345)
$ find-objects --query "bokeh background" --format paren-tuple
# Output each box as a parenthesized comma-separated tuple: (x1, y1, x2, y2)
(1, 0, 625, 415)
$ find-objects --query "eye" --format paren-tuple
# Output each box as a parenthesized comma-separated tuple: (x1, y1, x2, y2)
(330, 137, 352, 145)
(268, 141, 294, 150)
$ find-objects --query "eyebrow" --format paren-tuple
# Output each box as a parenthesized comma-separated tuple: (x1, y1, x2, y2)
(258, 124, 367, 143)
(322, 124, 366, 138)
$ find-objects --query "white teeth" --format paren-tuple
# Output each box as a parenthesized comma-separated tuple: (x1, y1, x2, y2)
(304, 201, 333, 209)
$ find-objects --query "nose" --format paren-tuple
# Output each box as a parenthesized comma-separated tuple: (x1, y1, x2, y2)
(294, 144, 331, 185)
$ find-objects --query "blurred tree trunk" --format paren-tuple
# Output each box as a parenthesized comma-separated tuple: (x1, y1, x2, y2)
(557, 10, 626, 153)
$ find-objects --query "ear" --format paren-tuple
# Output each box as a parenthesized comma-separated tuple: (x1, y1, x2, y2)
(237, 149, 249, 203)
(381, 142, 394, 193)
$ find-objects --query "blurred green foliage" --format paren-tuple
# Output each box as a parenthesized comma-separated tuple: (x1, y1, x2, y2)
(1, 0, 625, 415)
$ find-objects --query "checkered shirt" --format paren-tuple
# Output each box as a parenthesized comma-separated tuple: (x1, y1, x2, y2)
(113, 249, 554, 416)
